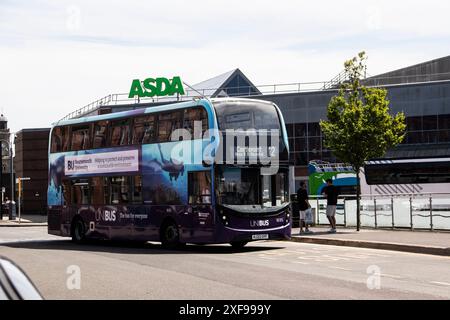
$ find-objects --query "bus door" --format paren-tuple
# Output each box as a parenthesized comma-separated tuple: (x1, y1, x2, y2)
(188, 171, 214, 240)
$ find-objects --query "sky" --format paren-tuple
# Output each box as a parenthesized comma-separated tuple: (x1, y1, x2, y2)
(1, 0, 450, 134)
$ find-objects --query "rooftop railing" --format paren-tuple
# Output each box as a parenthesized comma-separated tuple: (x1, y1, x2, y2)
(58, 71, 450, 122)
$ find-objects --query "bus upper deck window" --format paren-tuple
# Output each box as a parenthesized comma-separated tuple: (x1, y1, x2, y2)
(132, 115, 156, 144)
(158, 111, 182, 142)
(110, 120, 130, 147)
(51, 127, 70, 153)
(93, 121, 109, 149)
(183, 108, 208, 139)
(71, 126, 91, 151)
(51, 127, 63, 153)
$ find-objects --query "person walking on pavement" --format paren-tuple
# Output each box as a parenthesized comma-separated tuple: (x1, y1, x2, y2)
(297, 182, 312, 235)
(322, 179, 339, 233)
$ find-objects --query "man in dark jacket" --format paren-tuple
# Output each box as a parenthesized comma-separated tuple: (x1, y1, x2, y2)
(297, 182, 312, 234)
(322, 179, 339, 233)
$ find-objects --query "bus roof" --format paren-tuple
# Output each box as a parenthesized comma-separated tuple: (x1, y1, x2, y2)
(52, 97, 276, 128)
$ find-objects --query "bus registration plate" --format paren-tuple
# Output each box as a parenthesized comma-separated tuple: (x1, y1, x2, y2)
(252, 234, 269, 240)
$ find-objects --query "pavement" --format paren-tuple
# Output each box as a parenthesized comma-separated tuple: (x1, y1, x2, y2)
(0, 214, 48, 227)
(1, 215, 450, 256)
(291, 226, 450, 257)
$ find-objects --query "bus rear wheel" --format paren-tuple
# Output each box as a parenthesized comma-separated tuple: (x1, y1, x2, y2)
(230, 241, 248, 249)
(161, 221, 181, 249)
(72, 218, 86, 243)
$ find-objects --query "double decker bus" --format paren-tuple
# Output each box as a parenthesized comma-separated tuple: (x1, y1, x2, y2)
(48, 98, 291, 248)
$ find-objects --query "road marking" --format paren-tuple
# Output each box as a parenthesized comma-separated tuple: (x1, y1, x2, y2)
(381, 274, 404, 280)
(292, 261, 309, 265)
(328, 266, 352, 271)
(430, 281, 450, 286)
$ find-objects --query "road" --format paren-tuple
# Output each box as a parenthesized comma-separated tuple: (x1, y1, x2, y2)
(0, 227, 449, 299)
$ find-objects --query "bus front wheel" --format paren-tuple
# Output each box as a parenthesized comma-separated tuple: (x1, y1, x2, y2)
(161, 220, 181, 249)
(230, 241, 248, 249)
(71, 218, 86, 243)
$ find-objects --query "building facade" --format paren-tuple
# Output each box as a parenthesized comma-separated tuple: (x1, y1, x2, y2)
(14, 129, 50, 215)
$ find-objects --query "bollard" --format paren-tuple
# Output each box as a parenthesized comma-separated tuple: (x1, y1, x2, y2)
(343, 198, 347, 227)
(429, 196, 433, 231)
(391, 196, 395, 229)
(317, 198, 320, 225)
(409, 197, 414, 230)
(374, 198, 378, 229)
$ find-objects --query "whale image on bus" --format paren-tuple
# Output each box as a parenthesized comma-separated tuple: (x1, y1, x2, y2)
(47, 98, 292, 248)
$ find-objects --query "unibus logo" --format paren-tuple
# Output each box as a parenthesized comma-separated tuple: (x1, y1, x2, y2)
(128, 76, 185, 98)
(95, 209, 117, 222)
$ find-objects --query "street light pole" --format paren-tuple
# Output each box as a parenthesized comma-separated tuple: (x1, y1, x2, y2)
(0, 140, 3, 221)
(8, 134, 15, 220)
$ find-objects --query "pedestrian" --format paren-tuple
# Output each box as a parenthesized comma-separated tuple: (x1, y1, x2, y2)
(322, 178, 339, 233)
(297, 182, 312, 235)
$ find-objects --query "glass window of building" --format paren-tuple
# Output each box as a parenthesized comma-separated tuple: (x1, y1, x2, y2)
(307, 123, 321, 137)
(93, 121, 109, 149)
(288, 138, 295, 152)
(295, 137, 307, 152)
(438, 114, 450, 130)
(294, 123, 307, 137)
(406, 131, 423, 144)
(423, 115, 438, 130)
(439, 130, 450, 143)
(286, 124, 294, 137)
(132, 115, 156, 144)
(407, 116, 422, 131)
(423, 131, 439, 144)
(308, 137, 321, 151)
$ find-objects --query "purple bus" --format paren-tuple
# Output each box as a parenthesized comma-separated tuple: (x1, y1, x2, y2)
(47, 98, 291, 248)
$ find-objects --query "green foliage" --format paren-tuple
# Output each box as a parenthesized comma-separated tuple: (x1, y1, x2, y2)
(320, 52, 406, 172)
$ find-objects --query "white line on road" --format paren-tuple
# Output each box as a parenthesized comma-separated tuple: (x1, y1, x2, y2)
(328, 266, 353, 271)
(381, 274, 404, 280)
(292, 261, 310, 265)
(430, 281, 450, 286)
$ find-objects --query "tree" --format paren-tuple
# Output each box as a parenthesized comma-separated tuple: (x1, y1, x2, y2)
(320, 52, 406, 231)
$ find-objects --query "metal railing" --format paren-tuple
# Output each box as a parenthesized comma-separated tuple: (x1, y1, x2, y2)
(58, 80, 334, 122)
(308, 193, 450, 231)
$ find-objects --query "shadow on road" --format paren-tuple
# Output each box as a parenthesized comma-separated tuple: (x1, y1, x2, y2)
(1, 239, 285, 255)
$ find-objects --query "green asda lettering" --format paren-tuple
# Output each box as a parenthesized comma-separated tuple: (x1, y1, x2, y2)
(128, 76, 185, 98)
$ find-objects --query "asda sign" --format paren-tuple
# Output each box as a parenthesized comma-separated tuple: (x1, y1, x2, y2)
(128, 76, 185, 98)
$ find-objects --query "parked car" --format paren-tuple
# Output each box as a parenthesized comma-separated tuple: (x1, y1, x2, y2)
(0, 256, 43, 300)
